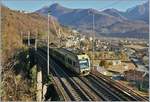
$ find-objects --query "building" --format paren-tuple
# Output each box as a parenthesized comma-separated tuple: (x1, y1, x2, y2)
(110, 44, 122, 52)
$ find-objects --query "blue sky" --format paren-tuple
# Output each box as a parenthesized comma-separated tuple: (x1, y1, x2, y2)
(2, 0, 148, 12)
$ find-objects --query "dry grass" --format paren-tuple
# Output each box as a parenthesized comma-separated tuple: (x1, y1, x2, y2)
(107, 62, 136, 73)
(1, 59, 36, 101)
(1, 6, 71, 62)
(0, 5, 71, 101)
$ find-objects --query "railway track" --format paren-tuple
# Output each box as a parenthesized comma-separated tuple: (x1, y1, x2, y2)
(38, 49, 123, 101)
(51, 59, 90, 101)
(37, 50, 103, 101)
(91, 71, 148, 101)
(87, 74, 135, 101)
(36, 51, 70, 100)
(37, 48, 148, 101)
(50, 53, 135, 101)
(50, 57, 102, 101)
(80, 76, 122, 101)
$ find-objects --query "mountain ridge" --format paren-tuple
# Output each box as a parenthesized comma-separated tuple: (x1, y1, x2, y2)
(36, 2, 149, 39)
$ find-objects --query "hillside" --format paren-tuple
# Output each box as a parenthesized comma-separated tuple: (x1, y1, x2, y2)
(1, 6, 72, 100)
(36, 2, 149, 39)
(1, 6, 70, 61)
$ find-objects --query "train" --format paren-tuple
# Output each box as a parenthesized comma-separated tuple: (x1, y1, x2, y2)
(49, 48, 91, 76)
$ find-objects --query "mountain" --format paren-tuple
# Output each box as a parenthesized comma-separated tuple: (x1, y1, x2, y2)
(106, 20, 148, 38)
(36, 2, 149, 39)
(125, 1, 149, 23)
(1, 5, 70, 60)
(36, 3, 125, 26)
(102, 8, 127, 20)
(36, 3, 74, 17)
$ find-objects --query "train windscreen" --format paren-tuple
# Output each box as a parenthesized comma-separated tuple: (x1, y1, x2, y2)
(79, 59, 89, 69)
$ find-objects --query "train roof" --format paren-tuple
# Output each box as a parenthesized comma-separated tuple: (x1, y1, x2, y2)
(53, 48, 88, 61)
(53, 48, 76, 60)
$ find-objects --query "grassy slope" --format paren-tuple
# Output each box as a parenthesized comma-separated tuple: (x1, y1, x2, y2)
(1, 6, 71, 101)
(1, 6, 70, 61)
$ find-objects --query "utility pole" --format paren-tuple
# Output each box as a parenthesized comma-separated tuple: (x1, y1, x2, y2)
(20, 31, 23, 44)
(35, 30, 38, 51)
(88, 10, 95, 69)
(28, 31, 30, 46)
(58, 28, 61, 47)
(36, 30, 42, 101)
(35, 30, 38, 66)
(27, 31, 30, 69)
(92, 14, 95, 69)
(47, 12, 50, 75)
(141, 72, 147, 90)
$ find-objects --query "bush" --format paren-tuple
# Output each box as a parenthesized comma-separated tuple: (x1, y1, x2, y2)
(99, 60, 111, 68)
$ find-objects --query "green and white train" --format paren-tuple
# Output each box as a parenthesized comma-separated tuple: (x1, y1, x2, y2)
(50, 48, 91, 76)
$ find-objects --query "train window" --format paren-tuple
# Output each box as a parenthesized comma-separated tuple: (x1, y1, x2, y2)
(67, 58, 69, 63)
(79, 59, 89, 69)
(68, 58, 72, 65)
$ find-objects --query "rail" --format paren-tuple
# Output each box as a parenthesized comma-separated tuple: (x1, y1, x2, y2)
(37, 47, 148, 101)
(91, 71, 148, 101)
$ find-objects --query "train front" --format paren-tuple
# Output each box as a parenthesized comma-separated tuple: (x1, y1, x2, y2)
(77, 54, 91, 76)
